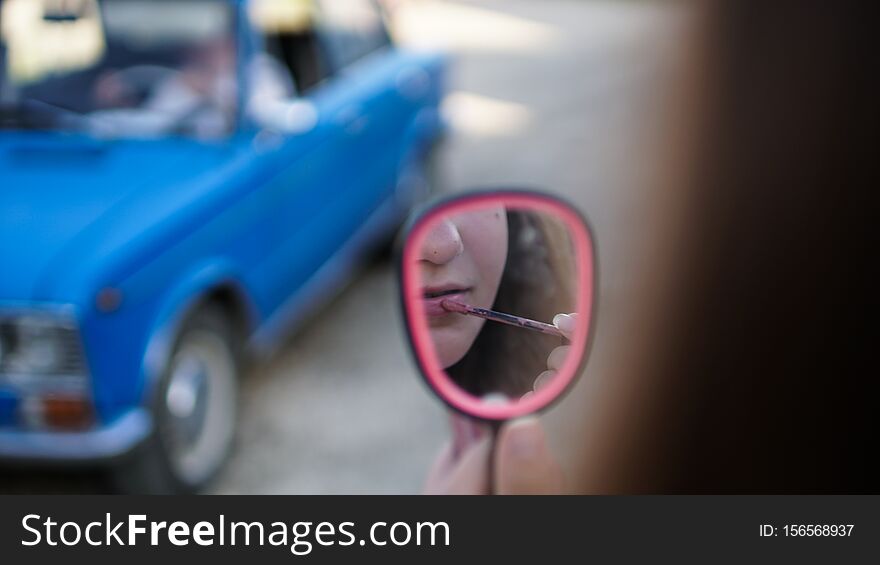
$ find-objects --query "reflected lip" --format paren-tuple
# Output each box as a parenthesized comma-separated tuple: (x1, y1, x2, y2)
(421, 285, 472, 316)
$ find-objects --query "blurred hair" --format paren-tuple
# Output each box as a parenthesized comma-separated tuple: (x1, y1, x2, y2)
(448, 209, 577, 398)
(579, 0, 873, 493)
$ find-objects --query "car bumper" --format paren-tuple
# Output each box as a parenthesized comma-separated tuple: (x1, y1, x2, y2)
(0, 408, 152, 463)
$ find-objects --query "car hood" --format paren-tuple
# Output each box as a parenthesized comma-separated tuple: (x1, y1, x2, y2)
(0, 132, 244, 303)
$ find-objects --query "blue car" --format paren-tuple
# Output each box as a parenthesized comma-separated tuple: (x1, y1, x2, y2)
(0, 0, 445, 492)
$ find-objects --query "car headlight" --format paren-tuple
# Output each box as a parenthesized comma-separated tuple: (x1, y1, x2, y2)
(0, 314, 88, 380)
(0, 312, 93, 429)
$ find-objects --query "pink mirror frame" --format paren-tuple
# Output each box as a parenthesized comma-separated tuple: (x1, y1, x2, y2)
(399, 190, 596, 421)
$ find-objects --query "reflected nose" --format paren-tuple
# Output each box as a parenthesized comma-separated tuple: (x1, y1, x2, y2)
(419, 219, 464, 265)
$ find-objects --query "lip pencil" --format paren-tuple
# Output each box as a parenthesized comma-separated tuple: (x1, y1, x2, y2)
(441, 299, 565, 338)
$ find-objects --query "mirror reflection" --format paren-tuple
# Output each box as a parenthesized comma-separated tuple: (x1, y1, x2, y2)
(414, 203, 580, 401)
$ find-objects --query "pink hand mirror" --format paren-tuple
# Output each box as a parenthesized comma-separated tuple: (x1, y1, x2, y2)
(399, 190, 596, 422)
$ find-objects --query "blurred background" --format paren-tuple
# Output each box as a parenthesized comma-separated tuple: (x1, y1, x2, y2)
(0, 0, 684, 493)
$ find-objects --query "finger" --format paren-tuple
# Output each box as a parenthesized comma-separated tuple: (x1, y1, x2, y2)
(494, 417, 566, 494)
(449, 412, 490, 459)
(552, 313, 578, 339)
(547, 345, 571, 371)
(533, 370, 556, 391)
(422, 441, 456, 494)
(427, 434, 493, 495)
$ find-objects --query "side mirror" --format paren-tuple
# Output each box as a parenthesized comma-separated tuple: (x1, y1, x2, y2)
(250, 99, 319, 136)
(398, 190, 596, 421)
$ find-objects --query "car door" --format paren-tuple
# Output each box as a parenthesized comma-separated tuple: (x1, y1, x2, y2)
(314, 0, 421, 229)
(251, 1, 408, 340)
(244, 0, 438, 340)
(242, 7, 365, 333)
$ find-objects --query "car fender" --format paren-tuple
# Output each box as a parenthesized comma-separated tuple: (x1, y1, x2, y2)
(139, 258, 257, 405)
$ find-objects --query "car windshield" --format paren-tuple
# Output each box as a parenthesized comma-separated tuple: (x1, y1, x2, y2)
(0, 0, 237, 138)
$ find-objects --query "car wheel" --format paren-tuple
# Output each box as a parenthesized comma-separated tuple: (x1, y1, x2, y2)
(110, 305, 240, 494)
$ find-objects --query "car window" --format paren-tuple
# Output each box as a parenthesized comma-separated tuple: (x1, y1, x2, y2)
(0, 0, 237, 138)
(249, 0, 328, 94)
(316, 0, 390, 73)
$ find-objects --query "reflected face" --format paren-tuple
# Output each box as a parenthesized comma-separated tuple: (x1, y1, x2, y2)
(401, 192, 595, 421)
(417, 207, 508, 368)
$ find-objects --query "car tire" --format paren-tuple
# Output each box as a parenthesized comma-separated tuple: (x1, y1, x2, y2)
(109, 305, 240, 494)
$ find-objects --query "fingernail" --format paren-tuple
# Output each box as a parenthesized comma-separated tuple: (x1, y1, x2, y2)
(507, 417, 544, 459)
(534, 370, 556, 391)
(553, 314, 575, 333)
